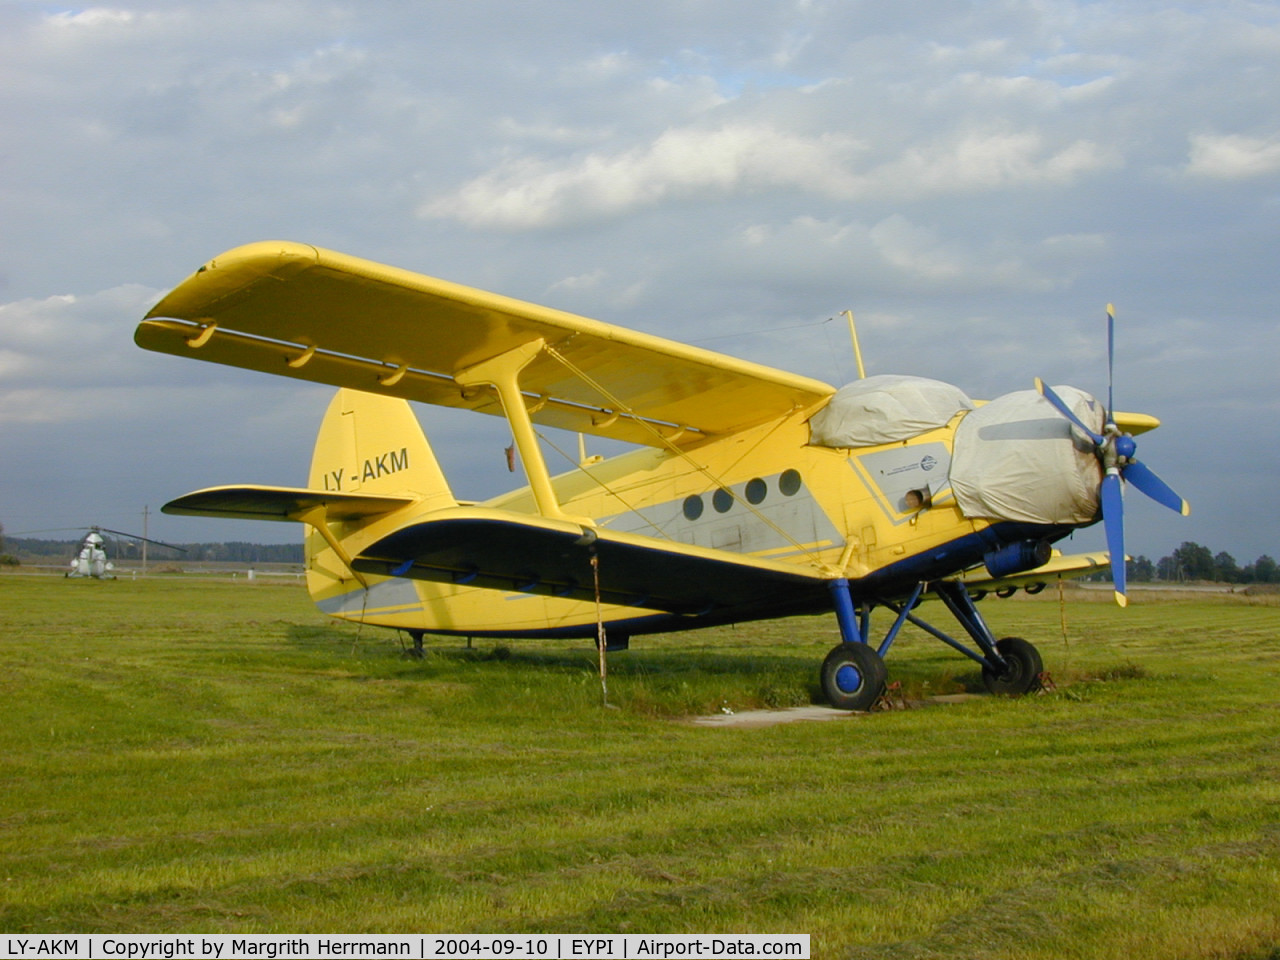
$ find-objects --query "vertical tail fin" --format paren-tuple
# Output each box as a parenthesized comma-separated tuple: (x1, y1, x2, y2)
(308, 388, 455, 509)
(303, 389, 454, 604)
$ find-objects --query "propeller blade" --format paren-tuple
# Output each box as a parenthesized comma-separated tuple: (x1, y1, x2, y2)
(1123, 460, 1191, 516)
(1035, 377, 1105, 446)
(1106, 304, 1116, 428)
(1100, 471, 1127, 607)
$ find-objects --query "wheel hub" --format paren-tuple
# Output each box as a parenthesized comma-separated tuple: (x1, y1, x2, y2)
(835, 663, 862, 693)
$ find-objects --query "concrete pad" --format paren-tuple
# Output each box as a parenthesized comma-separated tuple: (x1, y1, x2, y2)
(690, 705, 856, 728)
(690, 694, 983, 728)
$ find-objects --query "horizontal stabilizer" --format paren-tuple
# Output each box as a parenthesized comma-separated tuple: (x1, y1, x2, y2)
(163, 484, 415, 523)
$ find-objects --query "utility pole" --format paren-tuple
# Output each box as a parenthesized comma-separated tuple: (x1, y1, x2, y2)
(142, 505, 149, 575)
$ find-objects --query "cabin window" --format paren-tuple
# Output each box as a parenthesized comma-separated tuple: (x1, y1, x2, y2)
(712, 488, 734, 513)
(779, 469, 802, 496)
(745, 478, 767, 504)
(682, 495, 704, 520)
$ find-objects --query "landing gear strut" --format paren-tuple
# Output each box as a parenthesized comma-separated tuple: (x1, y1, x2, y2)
(822, 578, 1044, 708)
(404, 629, 426, 659)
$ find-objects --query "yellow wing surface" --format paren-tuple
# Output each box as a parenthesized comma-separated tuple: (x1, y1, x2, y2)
(136, 241, 835, 448)
(955, 551, 1115, 593)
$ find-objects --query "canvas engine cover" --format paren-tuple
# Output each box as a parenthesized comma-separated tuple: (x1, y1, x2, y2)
(949, 386, 1104, 524)
(809, 375, 974, 447)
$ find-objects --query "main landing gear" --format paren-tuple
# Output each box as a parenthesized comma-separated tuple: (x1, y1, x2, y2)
(821, 578, 1043, 710)
(403, 629, 426, 659)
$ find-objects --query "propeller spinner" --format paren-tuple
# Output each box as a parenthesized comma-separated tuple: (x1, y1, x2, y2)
(1035, 305, 1189, 606)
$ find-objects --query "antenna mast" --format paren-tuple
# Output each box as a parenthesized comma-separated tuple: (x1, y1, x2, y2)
(844, 310, 866, 379)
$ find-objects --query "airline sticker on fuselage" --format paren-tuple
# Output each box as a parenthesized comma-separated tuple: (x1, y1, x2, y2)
(852, 442, 952, 520)
(321, 447, 410, 491)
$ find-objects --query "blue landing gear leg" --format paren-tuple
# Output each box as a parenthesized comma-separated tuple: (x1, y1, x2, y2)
(820, 579, 1043, 707)
(821, 579, 888, 711)
(931, 581, 1043, 695)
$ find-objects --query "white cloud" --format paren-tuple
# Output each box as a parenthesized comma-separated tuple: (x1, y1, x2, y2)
(872, 131, 1118, 195)
(46, 8, 137, 29)
(730, 213, 1059, 294)
(868, 215, 964, 282)
(1185, 133, 1280, 179)
(424, 124, 1118, 230)
(420, 124, 862, 228)
(547, 269, 606, 293)
(0, 286, 161, 423)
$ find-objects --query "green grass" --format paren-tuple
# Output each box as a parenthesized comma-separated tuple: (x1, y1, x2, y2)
(2, 574, 1278, 959)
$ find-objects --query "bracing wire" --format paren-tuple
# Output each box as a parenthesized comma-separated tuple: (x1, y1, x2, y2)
(542, 344, 826, 567)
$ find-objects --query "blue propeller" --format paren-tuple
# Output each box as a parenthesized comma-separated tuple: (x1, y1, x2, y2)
(1035, 304, 1190, 606)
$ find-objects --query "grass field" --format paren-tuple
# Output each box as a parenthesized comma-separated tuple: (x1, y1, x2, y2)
(1, 573, 1278, 958)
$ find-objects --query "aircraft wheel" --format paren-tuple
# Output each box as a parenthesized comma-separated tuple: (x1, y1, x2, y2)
(820, 642, 887, 711)
(981, 637, 1043, 696)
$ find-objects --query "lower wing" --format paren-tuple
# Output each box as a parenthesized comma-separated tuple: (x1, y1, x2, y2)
(955, 550, 1115, 594)
(349, 506, 830, 618)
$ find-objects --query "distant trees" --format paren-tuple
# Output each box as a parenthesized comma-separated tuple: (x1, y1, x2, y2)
(1128, 542, 1280, 584)
(1244, 554, 1278, 584)
(5, 536, 303, 565)
(1214, 552, 1241, 583)
(181, 542, 304, 563)
(1127, 555, 1156, 582)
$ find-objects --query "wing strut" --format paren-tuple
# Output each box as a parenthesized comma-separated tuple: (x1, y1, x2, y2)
(454, 339, 591, 526)
(297, 506, 369, 589)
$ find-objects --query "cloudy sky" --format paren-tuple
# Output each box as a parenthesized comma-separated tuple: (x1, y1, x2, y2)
(1, 0, 1277, 567)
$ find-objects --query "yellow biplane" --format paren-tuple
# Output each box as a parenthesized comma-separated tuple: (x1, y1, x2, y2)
(135, 241, 1188, 709)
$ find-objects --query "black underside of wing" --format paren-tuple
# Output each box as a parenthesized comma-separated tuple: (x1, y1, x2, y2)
(351, 516, 827, 618)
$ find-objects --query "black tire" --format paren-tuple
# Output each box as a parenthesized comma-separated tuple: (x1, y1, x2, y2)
(820, 642, 888, 711)
(981, 637, 1043, 695)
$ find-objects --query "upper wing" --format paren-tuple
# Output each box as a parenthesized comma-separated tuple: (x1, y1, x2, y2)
(1113, 412, 1160, 436)
(136, 241, 834, 448)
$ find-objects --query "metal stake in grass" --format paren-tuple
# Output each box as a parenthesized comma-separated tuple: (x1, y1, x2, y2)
(591, 550, 609, 707)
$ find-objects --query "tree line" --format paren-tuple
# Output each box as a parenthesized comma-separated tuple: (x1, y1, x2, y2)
(3, 534, 303, 565)
(1127, 541, 1277, 584)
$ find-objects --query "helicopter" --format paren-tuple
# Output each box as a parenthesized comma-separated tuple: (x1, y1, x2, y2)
(63, 526, 186, 579)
